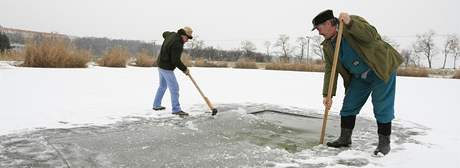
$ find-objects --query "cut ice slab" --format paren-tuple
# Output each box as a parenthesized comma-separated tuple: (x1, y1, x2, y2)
(247, 109, 373, 149)
(0, 104, 416, 168)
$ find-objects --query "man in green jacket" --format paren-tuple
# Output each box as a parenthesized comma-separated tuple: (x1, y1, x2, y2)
(153, 27, 193, 116)
(312, 10, 403, 155)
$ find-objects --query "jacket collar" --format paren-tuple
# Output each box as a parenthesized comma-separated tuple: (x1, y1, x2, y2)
(175, 33, 185, 44)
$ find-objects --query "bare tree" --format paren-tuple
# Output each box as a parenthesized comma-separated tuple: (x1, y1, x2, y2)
(454, 38, 460, 69)
(442, 34, 459, 69)
(413, 30, 438, 68)
(264, 41, 271, 57)
(274, 34, 292, 62)
(311, 35, 324, 61)
(400, 49, 413, 67)
(240, 40, 256, 57)
(296, 37, 307, 63)
(186, 36, 204, 58)
(411, 43, 423, 67)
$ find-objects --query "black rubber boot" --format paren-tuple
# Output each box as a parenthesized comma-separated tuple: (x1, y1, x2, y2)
(327, 115, 356, 148)
(374, 134, 391, 155)
(327, 128, 353, 147)
(374, 122, 391, 155)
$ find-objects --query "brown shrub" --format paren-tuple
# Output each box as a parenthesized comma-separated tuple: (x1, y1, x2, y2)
(453, 70, 460, 79)
(22, 37, 90, 68)
(181, 53, 193, 67)
(429, 69, 455, 77)
(194, 58, 228, 67)
(98, 47, 129, 67)
(265, 63, 324, 72)
(311, 59, 324, 65)
(234, 58, 258, 69)
(397, 67, 429, 77)
(134, 50, 156, 67)
(214, 61, 229, 67)
(0, 50, 24, 61)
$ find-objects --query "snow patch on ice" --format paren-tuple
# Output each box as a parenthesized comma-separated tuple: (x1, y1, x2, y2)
(0, 61, 17, 69)
(185, 121, 199, 131)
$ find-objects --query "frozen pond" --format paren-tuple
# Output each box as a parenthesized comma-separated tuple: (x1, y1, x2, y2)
(0, 104, 424, 167)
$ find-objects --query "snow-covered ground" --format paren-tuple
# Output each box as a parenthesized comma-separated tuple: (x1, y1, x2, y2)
(1, 63, 459, 167)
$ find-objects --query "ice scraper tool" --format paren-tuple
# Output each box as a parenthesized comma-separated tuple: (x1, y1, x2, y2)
(187, 73, 218, 115)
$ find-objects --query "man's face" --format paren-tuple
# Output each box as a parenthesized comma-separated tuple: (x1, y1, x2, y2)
(316, 20, 336, 39)
(181, 35, 189, 43)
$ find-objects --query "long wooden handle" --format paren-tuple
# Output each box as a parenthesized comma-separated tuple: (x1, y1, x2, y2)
(320, 20, 344, 144)
(188, 74, 214, 110)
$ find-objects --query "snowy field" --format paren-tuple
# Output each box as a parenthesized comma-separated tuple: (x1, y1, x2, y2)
(1, 63, 460, 167)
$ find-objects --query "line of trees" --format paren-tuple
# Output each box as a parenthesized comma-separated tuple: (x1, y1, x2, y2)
(232, 31, 460, 68)
(245, 34, 325, 63)
(186, 37, 269, 62)
(4, 29, 460, 69)
(186, 34, 326, 64)
(259, 32, 460, 69)
(408, 31, 459, 69)
(5, 32, 159, 57)
(72, 37, 158, 57)
(0, 32, 12, 52)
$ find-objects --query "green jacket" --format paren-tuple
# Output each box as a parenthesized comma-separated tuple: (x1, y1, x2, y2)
(322, 15, 403, 97)
(157, 31, 187, 72)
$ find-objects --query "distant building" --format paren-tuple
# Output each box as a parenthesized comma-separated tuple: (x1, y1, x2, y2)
(10, 43, 25, 51)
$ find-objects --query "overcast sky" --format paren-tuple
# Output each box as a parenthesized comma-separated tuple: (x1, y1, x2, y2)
(2, 0, 459, 52)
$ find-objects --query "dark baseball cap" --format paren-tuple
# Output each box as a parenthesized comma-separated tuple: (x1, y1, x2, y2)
(311, 9, 335, 31)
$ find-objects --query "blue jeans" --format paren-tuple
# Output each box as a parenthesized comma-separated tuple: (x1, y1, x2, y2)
(153, 68, 182, 113)
(340, 70, 396, 123)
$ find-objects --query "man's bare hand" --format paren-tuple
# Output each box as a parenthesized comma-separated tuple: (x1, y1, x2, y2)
(339, 12, 351, 25)
(323, 97, 333, 111)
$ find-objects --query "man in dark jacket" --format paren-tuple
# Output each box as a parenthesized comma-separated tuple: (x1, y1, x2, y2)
(153, 27, 193, 116)
(312, 10, 403, 155)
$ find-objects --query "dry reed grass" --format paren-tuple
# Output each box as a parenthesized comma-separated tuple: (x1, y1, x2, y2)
(0, 50, 24, 61)
(453, 70, 460, 79)
(265, 63, 324, 72)
(234, 58, 258, 69)
(193, 58, 228, 67)
(22, 37, 90, 68)
(397, 67, 429, 77)
(134, 50, 156, 67)
(98, 47, 129, 67)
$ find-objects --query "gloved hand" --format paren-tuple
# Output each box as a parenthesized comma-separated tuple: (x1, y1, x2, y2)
(184, 68, 190, 75)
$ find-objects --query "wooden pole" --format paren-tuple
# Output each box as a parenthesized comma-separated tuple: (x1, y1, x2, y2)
(320, 20, 344, 144)
(188, 74, 215, 112)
